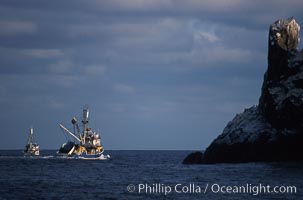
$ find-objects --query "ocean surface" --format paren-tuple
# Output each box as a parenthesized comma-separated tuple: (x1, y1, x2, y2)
(0, 150, 302, 200)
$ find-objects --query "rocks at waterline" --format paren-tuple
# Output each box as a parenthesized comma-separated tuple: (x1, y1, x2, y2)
(183, 151, 204, 164)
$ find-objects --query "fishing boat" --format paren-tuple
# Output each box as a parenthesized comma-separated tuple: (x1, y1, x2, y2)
(23, 127, 40, 156)
(57, 106, 110, 160)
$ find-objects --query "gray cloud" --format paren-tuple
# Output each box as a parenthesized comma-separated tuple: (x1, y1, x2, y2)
(0, 20, 37, 36)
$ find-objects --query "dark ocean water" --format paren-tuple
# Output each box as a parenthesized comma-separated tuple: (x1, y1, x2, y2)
(0, 150, 302, 200)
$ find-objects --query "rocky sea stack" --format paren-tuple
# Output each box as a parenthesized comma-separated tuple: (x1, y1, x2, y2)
(184, 17, 303, 164)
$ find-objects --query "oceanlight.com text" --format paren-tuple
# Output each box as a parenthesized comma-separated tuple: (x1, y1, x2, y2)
(210, 183, 297, 196)
(126, 183, 297, 196)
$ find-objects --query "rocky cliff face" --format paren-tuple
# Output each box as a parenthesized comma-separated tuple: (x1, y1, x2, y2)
(184, 17, 303, 164)
(259, 17, 303, 130)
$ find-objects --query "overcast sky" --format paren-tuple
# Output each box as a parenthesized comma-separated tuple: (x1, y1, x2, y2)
(1, 0, 303, 150)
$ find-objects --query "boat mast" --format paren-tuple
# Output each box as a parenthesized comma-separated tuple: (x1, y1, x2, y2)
(59, 124, 81, 142)
(27, 127, 34, 145)
(82, 106, 89, 144)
